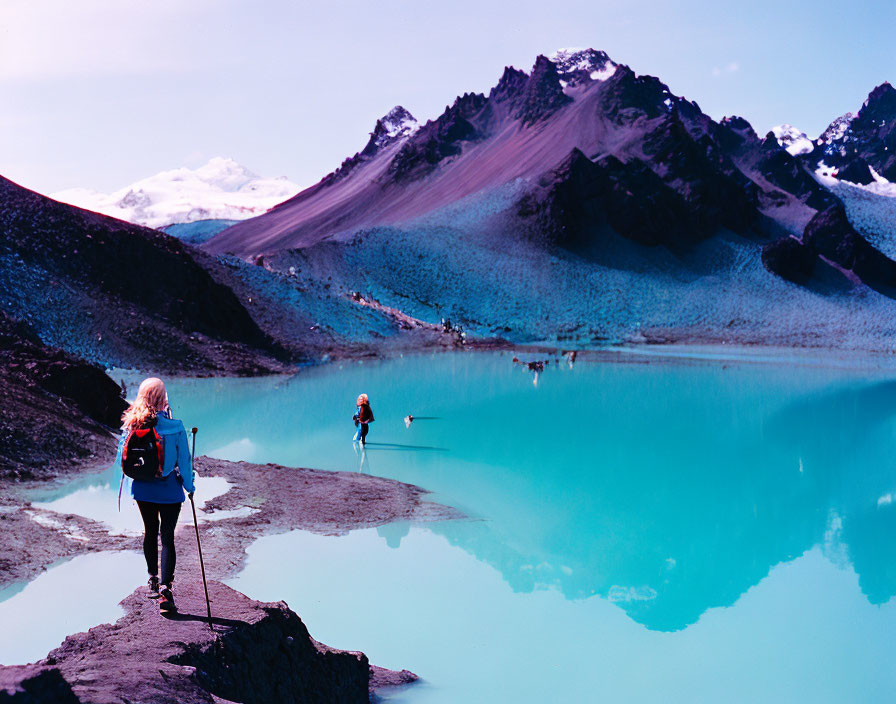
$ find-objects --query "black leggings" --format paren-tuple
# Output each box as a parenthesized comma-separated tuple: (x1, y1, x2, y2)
(137, 501, 181, 586)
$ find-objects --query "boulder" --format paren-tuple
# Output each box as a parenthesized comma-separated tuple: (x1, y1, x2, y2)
(0, 580, 414, 704)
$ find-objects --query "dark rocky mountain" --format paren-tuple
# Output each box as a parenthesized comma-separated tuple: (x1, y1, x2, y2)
(205, 52, 843, 254)
(207, 52, 781, 256)
(207, 50, 861, 259)
(0, 175, 288, 374)
(201, 51, 896, 348)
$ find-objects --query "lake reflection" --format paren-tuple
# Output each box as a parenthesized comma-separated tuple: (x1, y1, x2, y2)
(162, 353, 896, 631)
(26, 351, 896, 699)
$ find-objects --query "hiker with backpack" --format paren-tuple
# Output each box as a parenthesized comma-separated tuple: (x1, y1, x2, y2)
(352, 393, 374, 445)
(117, 377, 195, 614)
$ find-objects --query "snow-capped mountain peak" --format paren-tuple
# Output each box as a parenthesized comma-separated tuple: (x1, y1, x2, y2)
(51, 158, 301, 230)
(370, 106, 419, 149)
(770, 124, 814, 155)
(550, 47, 616, 86)
(818, 113, 855, 145)
(191, 157, 260, 191)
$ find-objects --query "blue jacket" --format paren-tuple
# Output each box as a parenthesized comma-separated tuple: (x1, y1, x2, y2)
(116, 410, 195, 504)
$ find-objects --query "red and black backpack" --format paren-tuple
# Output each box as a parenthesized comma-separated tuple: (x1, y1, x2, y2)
(122, 415, 165, 480)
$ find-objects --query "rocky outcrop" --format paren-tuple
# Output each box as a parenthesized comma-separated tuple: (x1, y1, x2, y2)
(0, 581, 412, 703)
(805, 83, 896, 181)
(760, 236, 818, 284)
(488, 66, 529, 105)
(537, 108, 761, 251)
(513, 55, 571, 125)
(598, 65, 669, 124)
(0, 312, 125, 480)
(642, 115, 759, 235)
(763, 205, 896, 292)
(832, 156, 875, 185)
(803, 204, 896, 291)
(755, 134, 839, 210)
(323, 107, 419, 184)
(389, 93, 487, 180)
(0, 666, 78, 703)
(535, 149, 696, 248)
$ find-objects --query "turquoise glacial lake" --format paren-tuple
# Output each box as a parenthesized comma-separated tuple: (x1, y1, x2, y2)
(12, 350, 896, 701)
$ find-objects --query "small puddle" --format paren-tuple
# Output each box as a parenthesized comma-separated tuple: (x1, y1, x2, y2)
(32, 475, 235, 536)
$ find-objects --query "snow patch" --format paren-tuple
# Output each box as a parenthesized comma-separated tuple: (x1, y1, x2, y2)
(550, 47, 616, 84)
(590, 64, 617, 81)
(771, 124, 814, 155)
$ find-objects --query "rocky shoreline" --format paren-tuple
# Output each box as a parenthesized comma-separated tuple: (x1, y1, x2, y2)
(0, 580, 409, 703)
(0, 456, 462, 702)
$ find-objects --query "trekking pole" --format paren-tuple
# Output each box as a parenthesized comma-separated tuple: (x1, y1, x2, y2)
(189, 427, 213, 628)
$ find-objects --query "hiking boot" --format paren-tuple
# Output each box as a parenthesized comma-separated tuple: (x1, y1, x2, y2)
(147, 575, 160, 599)
(159, 584, 177, 613)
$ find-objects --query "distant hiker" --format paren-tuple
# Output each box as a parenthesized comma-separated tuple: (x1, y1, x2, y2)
(353, 393, 374, 445)
(512, 357, 548, 374)
(116, 377, 195, 614)
(404, 414, 414, 429)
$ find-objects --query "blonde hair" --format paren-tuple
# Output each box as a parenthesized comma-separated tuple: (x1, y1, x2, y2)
(356, 393, 369, 406)
(122, 377, 169, 429)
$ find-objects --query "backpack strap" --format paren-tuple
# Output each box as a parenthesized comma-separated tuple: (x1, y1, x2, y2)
(153, 428, 165, 476)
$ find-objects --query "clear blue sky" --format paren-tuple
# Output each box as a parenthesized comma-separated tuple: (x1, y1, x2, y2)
(1, 0, 893, 194)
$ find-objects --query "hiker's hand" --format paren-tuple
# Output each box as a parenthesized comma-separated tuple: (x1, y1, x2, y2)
(188, 492, 194, 500)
